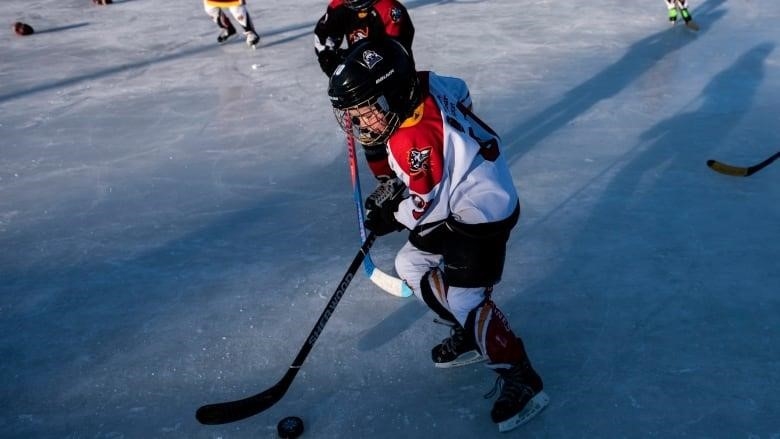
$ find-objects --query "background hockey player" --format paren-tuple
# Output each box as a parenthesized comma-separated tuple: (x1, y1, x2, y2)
(665, 0, 695, 26)
(314, 0, 414, 77)
(203, 0, 260, 47)
(327, 38, 548, 433)
(314, 0, 415, 207)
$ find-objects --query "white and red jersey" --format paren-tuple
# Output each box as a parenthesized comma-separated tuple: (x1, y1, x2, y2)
(387, 71, 518, 230)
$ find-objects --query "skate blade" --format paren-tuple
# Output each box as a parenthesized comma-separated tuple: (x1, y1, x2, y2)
(247, 37, 260, 49)
(497, 391, 549, 433)
(685, 20, 700, 31)
(218, 34, 237, 45)
(433, 351, 484, 368)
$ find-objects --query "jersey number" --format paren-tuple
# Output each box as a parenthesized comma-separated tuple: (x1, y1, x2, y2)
(456, 102, 501, 162)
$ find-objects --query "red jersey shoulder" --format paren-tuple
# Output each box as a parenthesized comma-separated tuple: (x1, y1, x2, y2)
(328, 0, 346, 9)
(373, 0, 408, 24)
(389, 94, 444, 194)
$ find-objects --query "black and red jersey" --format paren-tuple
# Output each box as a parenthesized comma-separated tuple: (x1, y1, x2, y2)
(314, 0, 414, 58)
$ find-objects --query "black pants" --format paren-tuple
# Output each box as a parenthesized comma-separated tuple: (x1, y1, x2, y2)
(408, 203, 520, 288)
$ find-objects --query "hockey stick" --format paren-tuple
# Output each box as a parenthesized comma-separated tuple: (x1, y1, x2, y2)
(706, 151, 780, 177)
(195, 233, 377, 425)
(344, 116, 413, 298)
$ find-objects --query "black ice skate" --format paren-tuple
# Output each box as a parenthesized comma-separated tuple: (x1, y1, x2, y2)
(680, 8, 699, 30)
(431, 323, 484, 368)
(245, 31, 260, 48)
(668, 7, 679, 24)
(217, 27, 237, 44)
(488, 357, 548, 432)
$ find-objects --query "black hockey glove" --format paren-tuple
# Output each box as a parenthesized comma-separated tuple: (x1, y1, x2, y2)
(365, 176, 404, 212)
(364, 180, 406, 236)
(317, 48, 344, 77)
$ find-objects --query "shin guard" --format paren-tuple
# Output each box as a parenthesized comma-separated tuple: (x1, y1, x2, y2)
(472, 299, 525, 367)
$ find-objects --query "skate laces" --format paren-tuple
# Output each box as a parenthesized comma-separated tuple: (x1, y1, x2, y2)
(433, 319, 467, 355)
(441, 329, 462, 354)
(484, 368, 534, 402)
(484, 376, 503, 399)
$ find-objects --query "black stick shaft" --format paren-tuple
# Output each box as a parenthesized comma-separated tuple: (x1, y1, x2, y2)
(745, 151, 780, 176)
(195, 233, 377, 425)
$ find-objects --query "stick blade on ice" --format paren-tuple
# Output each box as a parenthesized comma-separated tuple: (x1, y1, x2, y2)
(196, 377, 291, 425)
(706, 151, 780, 177)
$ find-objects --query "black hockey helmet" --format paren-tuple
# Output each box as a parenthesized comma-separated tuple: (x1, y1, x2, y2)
(344, 0, 379, 11)
(328, 38, 419, 146)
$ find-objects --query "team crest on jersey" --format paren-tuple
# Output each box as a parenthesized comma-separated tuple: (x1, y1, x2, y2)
(390, 7, 402, 22)
(362, 49, 383, 69)
(408, 147, 431, 175)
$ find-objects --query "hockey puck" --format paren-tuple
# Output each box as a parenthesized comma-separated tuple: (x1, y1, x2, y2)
(12, 21, 34, 36)
(277, 416, 304, 438)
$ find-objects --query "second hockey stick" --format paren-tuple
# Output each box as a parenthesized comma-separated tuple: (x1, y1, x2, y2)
(195, 233, 377, 425)
(706, 151, 780, 177)
(345, 116, 413, 298)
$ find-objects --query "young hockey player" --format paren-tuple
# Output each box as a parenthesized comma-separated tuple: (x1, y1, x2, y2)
(203, 0, 260, 47)
(327, 38, 549, 432)
(665, 0, 697, 29)
(315, 0, 416, 205)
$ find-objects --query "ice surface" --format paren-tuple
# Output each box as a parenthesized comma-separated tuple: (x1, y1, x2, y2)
(1, 0, 778, 437)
